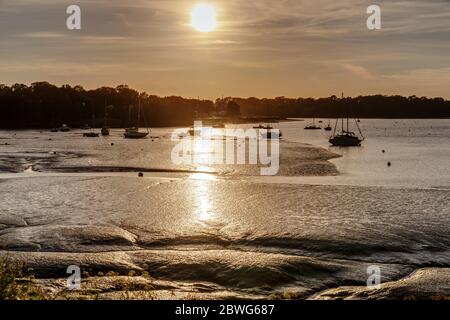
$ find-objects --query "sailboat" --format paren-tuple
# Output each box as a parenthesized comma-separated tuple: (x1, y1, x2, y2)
(253, 124, 273, 130)
(101, 127, 110, 136)
(124, 96, 149, 139)
(304, 118, 321, 130)
(261, 128, 283, 139)
(59, 124, 71, 132)
(259, 123, 282, 139)
(83, 109, 99, 138)
(329, 95, 364, 147)
(324, 120, 332, 131)
(101, 100, 110, 136)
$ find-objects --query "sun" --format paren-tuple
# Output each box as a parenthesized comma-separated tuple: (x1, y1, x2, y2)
(191, 3, 218, 32)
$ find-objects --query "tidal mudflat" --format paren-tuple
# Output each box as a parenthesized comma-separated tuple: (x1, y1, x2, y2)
(1, 120, 449, 299)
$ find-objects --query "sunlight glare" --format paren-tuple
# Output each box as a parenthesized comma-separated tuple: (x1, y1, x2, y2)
(191, 3, 218, 32)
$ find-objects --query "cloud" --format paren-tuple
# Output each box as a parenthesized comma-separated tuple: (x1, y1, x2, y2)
(1, 0, 450, 98)
(338, 63, 375, 80)
(20, 32, 65, 38)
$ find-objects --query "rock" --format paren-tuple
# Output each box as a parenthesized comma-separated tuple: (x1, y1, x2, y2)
(312, 268, 450, 300)
(0, 215, 28, 227)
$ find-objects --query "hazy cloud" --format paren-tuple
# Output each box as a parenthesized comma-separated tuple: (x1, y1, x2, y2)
(1, 0, 450, 98)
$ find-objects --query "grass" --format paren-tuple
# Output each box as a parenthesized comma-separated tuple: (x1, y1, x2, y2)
(1, 255, 157, 300)
(0, 255, 45, 300)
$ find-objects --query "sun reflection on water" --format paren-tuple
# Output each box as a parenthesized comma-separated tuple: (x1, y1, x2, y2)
(190, 172, 217, 180)
(190, 173, 216, 221)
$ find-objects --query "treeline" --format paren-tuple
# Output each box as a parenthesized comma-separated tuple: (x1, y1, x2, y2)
(0, 82, 449, 129)
(0, 82, 213, 129)
(232, 95, 450, 119)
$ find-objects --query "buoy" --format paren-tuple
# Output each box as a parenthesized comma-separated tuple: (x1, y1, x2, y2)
(111, 143, 114, 146)
(138, 172, 144, 177)
(382, 150, 386, 153)
(387, 162, 391, 167)
(53, 151, 57, 155)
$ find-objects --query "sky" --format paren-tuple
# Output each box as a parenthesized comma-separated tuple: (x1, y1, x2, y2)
(1, 0, 450, 99)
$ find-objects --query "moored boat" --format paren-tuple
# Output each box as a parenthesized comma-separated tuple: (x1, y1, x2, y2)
(124, 96, 150, 139)
(124, 127, 149, 139)
(261, 130, 282, 139)
(83, 132, 99, 138)
(101, 127, 110, 136)
(329, 132, 362, 146)
(101, 101, 112, 136)
(59, 124, 71, 132)
(304, 119, 321, 130)
(329, 94, 365, 147)
(253, 124, 273, 130)
(83, 106, 100, 138)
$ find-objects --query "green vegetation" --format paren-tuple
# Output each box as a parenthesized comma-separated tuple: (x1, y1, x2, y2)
(0, 256, 45, 300)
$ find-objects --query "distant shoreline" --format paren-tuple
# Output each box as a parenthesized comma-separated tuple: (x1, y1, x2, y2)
(0, 117, 449, 130)
(1, 82, 450, 129)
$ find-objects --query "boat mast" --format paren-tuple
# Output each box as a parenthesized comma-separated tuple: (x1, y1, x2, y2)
(137, 94, 141, 128)
(104, 98, 107, 127)
(341, 92, 345, 133)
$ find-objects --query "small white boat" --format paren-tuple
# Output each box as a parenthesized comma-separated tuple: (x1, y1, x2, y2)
(59, 124, 71, 132)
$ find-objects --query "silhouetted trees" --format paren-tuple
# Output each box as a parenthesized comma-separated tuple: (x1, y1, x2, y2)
(0, 83, 213, 128)
(0, 82, 449, 129)
(228, 95, 450, 119)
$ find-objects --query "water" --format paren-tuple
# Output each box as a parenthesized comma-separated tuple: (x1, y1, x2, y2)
(0, 119, 449, 298)
(279, 118, 450, 188)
